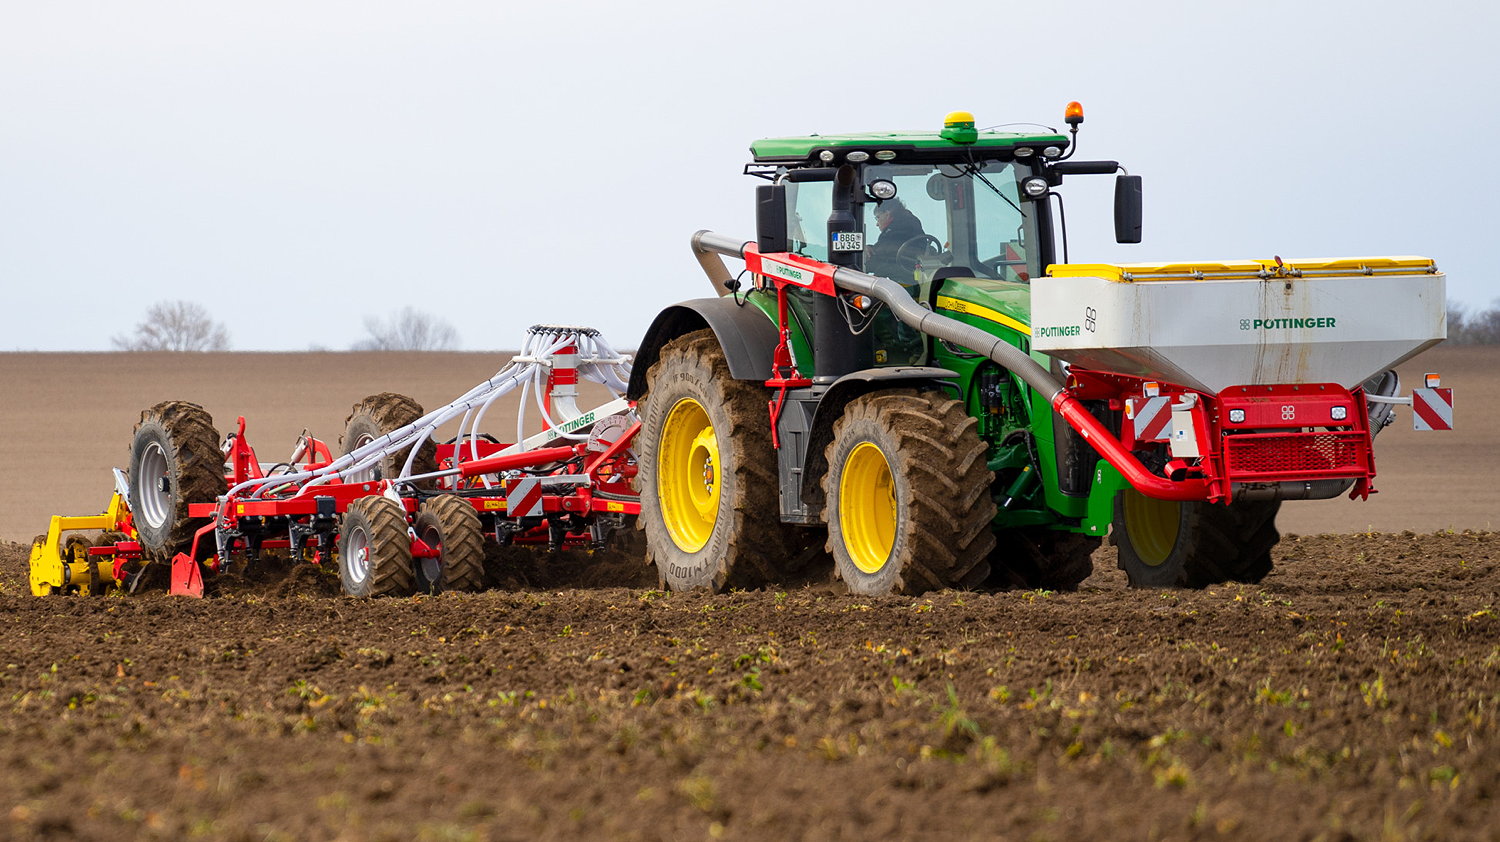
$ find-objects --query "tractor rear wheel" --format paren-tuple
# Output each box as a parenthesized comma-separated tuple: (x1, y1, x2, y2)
(413, 495, 485, 594)
(823, 391, 995, 596)
(639, 329, 800, 591)
(342, 393, 437, 484)
(1112, 490, 1280, 588)
(128, 401, 227, 563)
(338, 496, 415, 597)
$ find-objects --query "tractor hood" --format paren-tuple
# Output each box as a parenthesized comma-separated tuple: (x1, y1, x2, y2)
(1028, 257, 1446, 393)
(930, 277, 1034, 338)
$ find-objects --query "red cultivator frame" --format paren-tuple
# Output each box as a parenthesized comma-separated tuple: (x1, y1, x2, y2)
(34, 326, 641, 598)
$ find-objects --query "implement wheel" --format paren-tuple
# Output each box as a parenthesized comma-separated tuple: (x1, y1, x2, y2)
(338, 496, 415, 597)
(342, 393, 437, 484)
(129, 401, 227, 563)
(413, 495, 485, 594)
(823, 391, 995, 596)
(639, 329, 801, 591)
(1112, 490, 1280, 588)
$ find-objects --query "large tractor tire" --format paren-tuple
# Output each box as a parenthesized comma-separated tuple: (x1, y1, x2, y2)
(823, 391, 995, 596)
(638, 330, 801, 591)
(337, 496, 415, 597)
(412, 494, 485, 594)
(128, 401, 227, 562)
(989, 529, 1101, 591)
(1112, 489, 1281, 588)
(342, 393, 437, 484)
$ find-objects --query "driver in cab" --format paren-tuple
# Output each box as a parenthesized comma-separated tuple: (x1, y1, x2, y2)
(865, 198, 927, 283)
(864, 198, 928, 365)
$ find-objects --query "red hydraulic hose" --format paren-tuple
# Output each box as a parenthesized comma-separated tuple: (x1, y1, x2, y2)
(1051, 394, 1209, 502)
(459, 445, 579, 478)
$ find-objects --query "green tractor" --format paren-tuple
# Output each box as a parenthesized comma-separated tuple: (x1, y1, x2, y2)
(626, 105, 1442, 595)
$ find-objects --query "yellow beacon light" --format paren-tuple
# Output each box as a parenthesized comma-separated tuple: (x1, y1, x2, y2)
(1064, 101, 1085, 126)
(941, 111, 978, 144)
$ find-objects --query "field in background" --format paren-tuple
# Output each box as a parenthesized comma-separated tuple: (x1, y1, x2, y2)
(2, 346, 1494, 542)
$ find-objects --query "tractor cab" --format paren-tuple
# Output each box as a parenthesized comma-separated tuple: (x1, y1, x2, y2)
(747, 109, 1138, 365)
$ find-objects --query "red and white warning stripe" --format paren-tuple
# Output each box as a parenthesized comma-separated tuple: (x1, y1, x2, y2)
(506, 477, 546, 517)
(1128, 395, 1173, 442)
(1412, 387, 1453, 431)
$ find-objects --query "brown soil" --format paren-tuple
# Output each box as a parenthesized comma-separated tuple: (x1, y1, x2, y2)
(1, 531, 1496, 841)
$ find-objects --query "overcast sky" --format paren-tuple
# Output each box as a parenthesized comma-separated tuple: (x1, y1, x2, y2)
(2, 0, 1495, 351)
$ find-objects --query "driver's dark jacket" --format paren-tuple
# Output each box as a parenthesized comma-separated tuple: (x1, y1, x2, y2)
(864, 211, 926, 282)
(863, 210, 928, 365)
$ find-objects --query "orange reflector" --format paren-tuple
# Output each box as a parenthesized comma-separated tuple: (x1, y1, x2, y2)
(1064, 101, 1084, 125)
(1425, 372, 1441, 387)
(1143, 381, 1160, 397)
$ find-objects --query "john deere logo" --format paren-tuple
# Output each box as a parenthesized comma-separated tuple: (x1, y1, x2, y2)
(1240, 316, 1337, 330)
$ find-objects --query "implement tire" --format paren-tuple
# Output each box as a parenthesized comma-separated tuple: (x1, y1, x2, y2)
(342, 393, 437, 484)
(338, 496, 416, 597)
(128, 401, 226, 562)
(413, 495, 485, 594)
(1112, 490, 1280, 588)
(823, 391, 995, 596)
(639, 329, 800, 591)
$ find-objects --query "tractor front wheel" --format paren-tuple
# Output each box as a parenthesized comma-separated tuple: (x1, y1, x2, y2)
(413, 495, 485, 594)
(338, 496, 415, 597)
(1112, 490, 1280, 588)
(823, 391, 995, 596)
(128, 401, 227, 563)
(639, 330, 799, 591)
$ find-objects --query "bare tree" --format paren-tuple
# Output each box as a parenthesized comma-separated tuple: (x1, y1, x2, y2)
(352, 307, 460, 351)
(111, 300, 231, 351)
(1448, 299, 1500, 345)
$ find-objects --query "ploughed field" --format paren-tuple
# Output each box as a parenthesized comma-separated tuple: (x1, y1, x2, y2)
(0, 348, 1496, 839)
(0, 532, 1496, 840)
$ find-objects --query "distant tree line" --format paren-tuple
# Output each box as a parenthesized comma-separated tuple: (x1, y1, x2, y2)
(1447, 300, 1500, 345)
(112, 300, 460, 351)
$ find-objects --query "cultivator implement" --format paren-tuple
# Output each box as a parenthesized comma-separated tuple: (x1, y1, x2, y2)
(30, 326, 641, 598)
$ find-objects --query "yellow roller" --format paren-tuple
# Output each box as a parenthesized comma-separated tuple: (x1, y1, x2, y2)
(29, 493, 133, 596)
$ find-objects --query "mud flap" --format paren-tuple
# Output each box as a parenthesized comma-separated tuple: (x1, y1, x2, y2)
(170, 552, 205, 598)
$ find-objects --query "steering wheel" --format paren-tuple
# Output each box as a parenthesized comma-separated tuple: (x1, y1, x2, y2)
(896, 234, 943, 266)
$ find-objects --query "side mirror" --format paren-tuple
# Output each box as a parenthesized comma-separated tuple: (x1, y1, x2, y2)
(1114, 175, 1142, 244)
(756, 184, 789, 254)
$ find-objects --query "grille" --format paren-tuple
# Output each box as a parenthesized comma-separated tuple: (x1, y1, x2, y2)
(1224, 432, 1369, 478)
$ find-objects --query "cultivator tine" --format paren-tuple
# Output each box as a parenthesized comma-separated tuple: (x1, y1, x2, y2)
(170, 552, 205, 598)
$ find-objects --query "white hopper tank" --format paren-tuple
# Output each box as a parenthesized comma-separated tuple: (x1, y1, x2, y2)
(1028, 257, 1445, 393)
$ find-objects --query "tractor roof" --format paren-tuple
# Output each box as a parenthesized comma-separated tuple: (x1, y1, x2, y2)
(750, 122, 1069, 166)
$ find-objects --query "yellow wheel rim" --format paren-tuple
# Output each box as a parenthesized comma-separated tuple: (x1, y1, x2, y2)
(840, 442, 897, 574)
(1121, 490, 1181, 567)
(657, 398, 720, 553)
